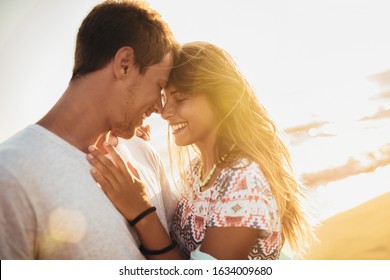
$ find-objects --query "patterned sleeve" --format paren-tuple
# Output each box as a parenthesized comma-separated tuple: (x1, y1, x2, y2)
(207, 161, 277, 236)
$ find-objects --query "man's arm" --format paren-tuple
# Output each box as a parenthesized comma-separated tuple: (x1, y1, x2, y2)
(0, 167, 36, 259)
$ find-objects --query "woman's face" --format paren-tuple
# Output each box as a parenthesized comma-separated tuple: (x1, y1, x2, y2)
(161, 84, 218, 147)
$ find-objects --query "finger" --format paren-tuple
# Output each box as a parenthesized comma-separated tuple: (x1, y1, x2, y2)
(136, 126, 150, 141)
(90, 167, 114, 193)
(144, 124, 151, 134)
(95, 133, 109, 155)
(87, 146, 121, 187)
(87, 154, 119, 190)
(143, 125, 151, 141)
(136, 129, 143, 137)
(88, 145, 118, 171)
(106, 131, 119, 147)
(127, 161, 140, 180)
(102, 142, 144, 188)
(136, 129, 149, 141)
(102, 142, 132, 177)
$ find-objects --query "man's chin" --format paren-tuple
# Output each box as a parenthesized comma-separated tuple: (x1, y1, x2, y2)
(111, 129, 135, 140)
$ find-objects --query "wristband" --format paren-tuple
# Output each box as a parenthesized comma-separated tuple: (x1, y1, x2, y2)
(128, 206, 156, 227)
(139, 240, 177, 255)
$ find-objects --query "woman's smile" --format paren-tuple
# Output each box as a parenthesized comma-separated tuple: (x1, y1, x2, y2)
(170, 122, 188, 134)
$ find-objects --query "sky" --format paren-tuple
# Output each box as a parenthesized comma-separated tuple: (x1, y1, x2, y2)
(1, 0, 390, 147)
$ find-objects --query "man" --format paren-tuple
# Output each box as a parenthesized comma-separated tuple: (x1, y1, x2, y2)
(0, 0, 177, 259)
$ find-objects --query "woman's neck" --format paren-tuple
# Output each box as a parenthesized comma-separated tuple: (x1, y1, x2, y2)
(195, 130, 218, 175)
(198, 144, 216, 175)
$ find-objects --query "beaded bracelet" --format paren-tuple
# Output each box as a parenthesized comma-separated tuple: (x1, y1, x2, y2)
(139, 240, 177, 255)
(128, 206, 156, 227)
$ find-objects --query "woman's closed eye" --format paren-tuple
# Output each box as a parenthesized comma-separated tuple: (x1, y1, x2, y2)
(174, 97, 187, 103)
(173, 92, 190, 103)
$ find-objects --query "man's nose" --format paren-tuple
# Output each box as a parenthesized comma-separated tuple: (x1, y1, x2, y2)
(152, 97, 163, 114)
(161, 101, 173, 120)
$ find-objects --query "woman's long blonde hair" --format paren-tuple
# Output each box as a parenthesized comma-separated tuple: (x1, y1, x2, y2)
(167, 41, 313, 256)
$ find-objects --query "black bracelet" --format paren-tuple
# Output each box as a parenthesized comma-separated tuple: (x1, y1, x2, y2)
(139, 240, 177, 256)
(128, 207, 156, 227)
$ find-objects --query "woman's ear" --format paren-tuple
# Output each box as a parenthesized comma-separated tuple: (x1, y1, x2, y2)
(113, 46, 135, 79)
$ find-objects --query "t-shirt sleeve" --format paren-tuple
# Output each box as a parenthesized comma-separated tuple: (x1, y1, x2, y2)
(157, 157, 179, 226)
(120, 137, 179, 228)
(0, 166, 36, 259)
(207, 164, 275, 235)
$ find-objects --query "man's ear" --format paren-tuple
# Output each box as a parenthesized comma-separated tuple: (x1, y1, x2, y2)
(113, 46, 135, 79)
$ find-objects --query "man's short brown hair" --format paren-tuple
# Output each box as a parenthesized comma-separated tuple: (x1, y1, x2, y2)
(72, 0, 177, 79)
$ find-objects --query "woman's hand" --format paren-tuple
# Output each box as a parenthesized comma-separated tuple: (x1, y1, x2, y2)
(136, 125, 151, 141)
(87, 142, 152, 221)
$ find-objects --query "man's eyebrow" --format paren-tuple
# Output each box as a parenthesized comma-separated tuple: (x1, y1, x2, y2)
(170, 90, 178, 95)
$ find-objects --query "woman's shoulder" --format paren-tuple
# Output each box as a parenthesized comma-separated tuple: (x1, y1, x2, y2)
(226, 158, 266, 179)
(220, 158, 270, 193)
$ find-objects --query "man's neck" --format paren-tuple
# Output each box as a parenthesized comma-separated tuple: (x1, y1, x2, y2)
(37, 78, 110, 154)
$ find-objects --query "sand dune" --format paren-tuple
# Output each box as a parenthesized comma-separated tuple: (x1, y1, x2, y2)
(304, 192, 390, 260)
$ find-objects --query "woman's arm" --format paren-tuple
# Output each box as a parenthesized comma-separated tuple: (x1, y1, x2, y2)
(200, 227, 267, 260)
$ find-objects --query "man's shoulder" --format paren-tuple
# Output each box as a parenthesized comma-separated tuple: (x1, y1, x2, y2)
(0, 124, 84, 179)
(123, 136, 155, 152)
(119, 137, 161, 166)
(0, 127, 34, 164)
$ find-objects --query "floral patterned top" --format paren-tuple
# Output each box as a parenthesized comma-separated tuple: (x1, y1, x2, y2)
(170, 158, 282, 259)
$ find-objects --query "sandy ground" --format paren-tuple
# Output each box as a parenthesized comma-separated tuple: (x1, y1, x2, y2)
(304, 191, 390, 259)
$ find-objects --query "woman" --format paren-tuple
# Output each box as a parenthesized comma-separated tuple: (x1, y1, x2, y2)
(87, 42, 313, 260)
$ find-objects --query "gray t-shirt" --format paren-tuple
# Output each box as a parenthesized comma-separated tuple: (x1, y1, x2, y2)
(0, 125, 177, 259)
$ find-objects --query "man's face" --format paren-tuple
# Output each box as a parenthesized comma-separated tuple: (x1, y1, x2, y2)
(111, 51, 173, 139)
